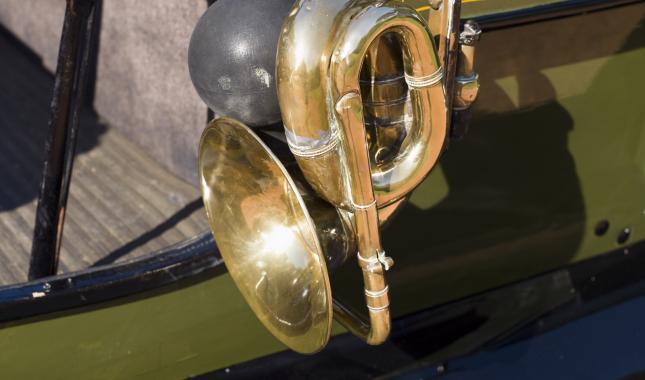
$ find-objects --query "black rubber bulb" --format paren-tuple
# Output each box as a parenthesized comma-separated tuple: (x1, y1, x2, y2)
(188, 0, 294, 127)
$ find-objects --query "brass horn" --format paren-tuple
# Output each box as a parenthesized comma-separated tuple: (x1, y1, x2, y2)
(199, 0, 464, 353)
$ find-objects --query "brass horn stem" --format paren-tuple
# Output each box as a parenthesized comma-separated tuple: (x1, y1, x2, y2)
(335, 92, 392, 345)
(324, 2, 450, 345)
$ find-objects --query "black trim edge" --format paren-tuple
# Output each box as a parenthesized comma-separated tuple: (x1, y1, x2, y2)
(0, 231, 223, 323)
(473, 0, 644, 30)
(197, 239, 645, 379)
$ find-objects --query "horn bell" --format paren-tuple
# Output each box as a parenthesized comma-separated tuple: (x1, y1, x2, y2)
(199, 118, 335, 354)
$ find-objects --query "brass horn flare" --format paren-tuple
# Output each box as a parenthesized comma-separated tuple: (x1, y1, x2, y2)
(199, 118, 333, 354)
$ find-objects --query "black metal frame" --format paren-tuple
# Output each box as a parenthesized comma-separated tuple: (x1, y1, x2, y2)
(2, 232, 220, 324)
(29, 0, 102, 280)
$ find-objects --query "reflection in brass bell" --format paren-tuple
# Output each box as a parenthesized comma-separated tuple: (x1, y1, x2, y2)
(200, 118, 350, 353)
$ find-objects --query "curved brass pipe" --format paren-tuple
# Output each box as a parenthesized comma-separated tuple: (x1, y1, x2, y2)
(196, 0, 467, 354)
(278, 0, 448, 345)
(330, 3, 447, 208)
(278, 0, 447, 209)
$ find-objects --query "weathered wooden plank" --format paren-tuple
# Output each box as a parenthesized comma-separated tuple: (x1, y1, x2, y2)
(0, 27, 208, 284)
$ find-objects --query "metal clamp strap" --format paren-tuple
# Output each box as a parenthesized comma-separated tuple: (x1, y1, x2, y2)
(358, 252, 379, 265)
(287, 131, 339, 158)
(358, 250, 394, 271)
(405, 67, 443, 88)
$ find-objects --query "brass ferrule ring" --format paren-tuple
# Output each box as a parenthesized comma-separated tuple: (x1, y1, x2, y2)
(367, 304, 390, 312)
(351, 200, 377, 210)
(365, 286, 389, 298)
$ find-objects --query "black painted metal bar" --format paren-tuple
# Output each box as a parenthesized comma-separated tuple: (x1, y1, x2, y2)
(29, 0, 100, 280)
(2, 231, 220, 323)
(197, 239, 645, 379)
(473, 0, 642, 30)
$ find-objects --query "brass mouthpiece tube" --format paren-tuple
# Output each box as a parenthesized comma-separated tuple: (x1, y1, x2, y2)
(335, 92, 392, 344)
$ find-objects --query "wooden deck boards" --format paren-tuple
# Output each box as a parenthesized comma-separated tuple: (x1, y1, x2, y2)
(0, 28, 208, 284)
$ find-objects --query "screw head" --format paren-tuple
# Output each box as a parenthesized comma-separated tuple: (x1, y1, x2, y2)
(617, 227, 631, 244)
(594, 220, 610, 236)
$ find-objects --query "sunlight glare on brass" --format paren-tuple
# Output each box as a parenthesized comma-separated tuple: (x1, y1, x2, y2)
(199, 118, 333, 354)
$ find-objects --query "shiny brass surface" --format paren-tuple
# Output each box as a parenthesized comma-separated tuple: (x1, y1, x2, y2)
(334, 91, 392, 345)
(198, 0, 465, 353)
(274, 0, 456, 348)
(360, 33, 411, 166)
(454, 20, 482, 110)
(199, 118, 335, 354)
(277, 0, 448, 209)
(199, 116, 394, 349)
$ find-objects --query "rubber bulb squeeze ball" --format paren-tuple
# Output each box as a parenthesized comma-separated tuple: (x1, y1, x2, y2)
(188, 0, 294, 127)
